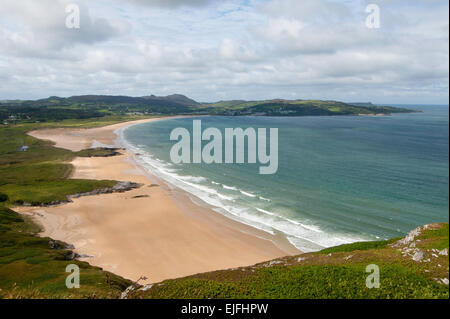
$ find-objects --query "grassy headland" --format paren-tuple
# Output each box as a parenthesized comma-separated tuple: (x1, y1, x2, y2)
(198, 99, 415, 116)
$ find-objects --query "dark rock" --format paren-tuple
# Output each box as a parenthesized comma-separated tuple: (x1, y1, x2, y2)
(112, 181, 143, 192)
(49, 240, 75, 251)
(42, 200, 72, 207)
(132, 195, 150, 199)
(64, 251, 81, 261)
(69, 182, 143, 199)
(18, 182, 143, 208)
(49, 240, 59, 249)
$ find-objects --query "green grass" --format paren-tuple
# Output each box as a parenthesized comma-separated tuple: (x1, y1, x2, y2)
(136, 263, 448, 299)
(416, 223, 449, 251)
(318, 237, 402, 254)
(0, 180, 115, 205)
(75, 148, 121, 158)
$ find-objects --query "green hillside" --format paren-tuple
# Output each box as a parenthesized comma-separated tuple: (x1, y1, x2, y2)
(199, 99, 415, 116)
(130, 223, 449, 299)
(1, 95, 417, 124)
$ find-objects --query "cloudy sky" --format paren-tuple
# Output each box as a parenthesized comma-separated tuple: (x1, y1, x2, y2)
(0, 0, 448, 104)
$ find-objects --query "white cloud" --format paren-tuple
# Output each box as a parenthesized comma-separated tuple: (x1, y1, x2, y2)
(0, 0, 448, 104)
(0, 0, 127, 59)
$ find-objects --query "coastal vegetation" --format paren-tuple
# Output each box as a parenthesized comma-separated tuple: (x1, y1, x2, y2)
(75, 147, 122, 158)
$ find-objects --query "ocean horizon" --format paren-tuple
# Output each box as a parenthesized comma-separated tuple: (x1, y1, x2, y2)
(120, 105, 449, 252)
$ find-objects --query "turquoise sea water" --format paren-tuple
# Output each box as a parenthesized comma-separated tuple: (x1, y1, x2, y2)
(121, 105, 449, 252)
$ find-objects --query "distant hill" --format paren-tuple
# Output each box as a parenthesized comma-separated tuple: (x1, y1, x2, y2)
(0, 95, 417, 122)
(198, 99, 416, 116)
(66, 94, 198, 108)
(0, 95, 198, 121)
(348, 102, 377, 107)
(141, 94, 199, 107)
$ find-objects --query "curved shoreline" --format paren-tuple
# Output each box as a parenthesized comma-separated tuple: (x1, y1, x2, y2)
(21, 116, 300, 284)
(117, 120, 300, 253)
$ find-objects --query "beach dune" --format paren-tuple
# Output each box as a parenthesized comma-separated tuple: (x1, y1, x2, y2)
(19, 117, 299, 284)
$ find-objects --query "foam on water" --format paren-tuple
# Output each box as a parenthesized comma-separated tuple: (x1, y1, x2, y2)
(222, 184, 238, 191)
(116, 124, 368, 251)
(240, 190, 257, 198)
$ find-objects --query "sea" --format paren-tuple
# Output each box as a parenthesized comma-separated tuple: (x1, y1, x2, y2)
(118, 105, 449, 252)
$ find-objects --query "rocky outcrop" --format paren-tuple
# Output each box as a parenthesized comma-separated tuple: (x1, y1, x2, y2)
(120, 276, 148, 299)
(48, 240, 81, 261)
(412, 251, 425, 262)
(70, 182, 143, 199)
(49, 240, 72, 250)
(391, 224, 433, 248)
(389, 224, 449, 285)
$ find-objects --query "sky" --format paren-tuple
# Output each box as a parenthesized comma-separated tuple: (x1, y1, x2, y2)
(0, 0, 448, 104)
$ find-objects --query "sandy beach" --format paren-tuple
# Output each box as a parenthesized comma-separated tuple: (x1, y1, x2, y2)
(17, 117, 300, 284)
